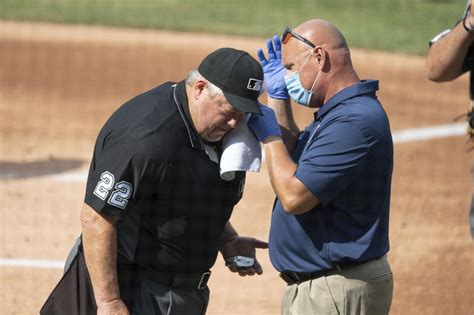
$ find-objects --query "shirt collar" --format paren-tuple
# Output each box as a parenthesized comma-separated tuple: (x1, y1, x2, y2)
(173, 81, 223, 161)
(173, 80, 203, 150)
(315, 80, 379, 120)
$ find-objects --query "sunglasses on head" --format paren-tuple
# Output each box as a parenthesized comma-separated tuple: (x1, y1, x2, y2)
(281, 27, 316, 48)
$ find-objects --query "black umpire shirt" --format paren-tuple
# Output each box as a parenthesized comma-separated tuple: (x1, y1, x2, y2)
(84, 80, 246, 274)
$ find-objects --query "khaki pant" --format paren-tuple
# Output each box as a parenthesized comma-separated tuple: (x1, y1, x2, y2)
(281, 256, 393, 315)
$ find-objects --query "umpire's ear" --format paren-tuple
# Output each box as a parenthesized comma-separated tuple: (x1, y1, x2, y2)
(193, 79, 207, 100)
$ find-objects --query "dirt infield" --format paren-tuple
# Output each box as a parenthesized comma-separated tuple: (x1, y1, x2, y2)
(1, 21, 473, 315)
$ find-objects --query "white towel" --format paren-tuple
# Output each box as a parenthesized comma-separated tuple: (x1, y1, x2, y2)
(220, 114, 262, 181)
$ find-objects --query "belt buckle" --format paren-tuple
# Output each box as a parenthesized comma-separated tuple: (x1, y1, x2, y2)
(197, 271, 211, 289)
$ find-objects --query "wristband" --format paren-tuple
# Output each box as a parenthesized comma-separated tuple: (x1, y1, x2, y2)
(463, 7, 474, 33)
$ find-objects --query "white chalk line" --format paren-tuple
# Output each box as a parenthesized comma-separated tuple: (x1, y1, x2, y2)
(0, 122, 468, 269)
(392, 122, 466, 143)
(0, 258, 64, 269)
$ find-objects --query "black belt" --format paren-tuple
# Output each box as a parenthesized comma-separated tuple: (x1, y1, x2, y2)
(280, 261, 366, 285)
(138, 269, 211, 290)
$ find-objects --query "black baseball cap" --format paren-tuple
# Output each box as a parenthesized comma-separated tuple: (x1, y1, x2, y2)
(198, 48, 263, 114)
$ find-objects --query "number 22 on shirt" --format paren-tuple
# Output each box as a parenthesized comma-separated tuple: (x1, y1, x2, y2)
(93, 171, 133, 210)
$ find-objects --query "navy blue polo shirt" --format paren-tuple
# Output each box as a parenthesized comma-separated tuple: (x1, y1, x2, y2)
(84, 81, 246, 274)
(269, 80, 393, 273)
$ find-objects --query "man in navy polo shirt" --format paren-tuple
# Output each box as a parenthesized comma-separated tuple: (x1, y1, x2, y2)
(249, 19, 394, 314)
(41, 48, 268, 315)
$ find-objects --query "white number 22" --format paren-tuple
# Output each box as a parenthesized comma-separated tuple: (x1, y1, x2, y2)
(93, 171, 133, 209)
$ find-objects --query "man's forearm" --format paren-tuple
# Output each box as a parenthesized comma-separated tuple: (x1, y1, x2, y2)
(262, 136, 319, 214)
(80, 204, 121, 306)
(221, 221, 239, 249)
(262, 137, 298, 199)
(426, 19, 473, 82)
(220, 221, 238, 249)
(267, 98, 300, 153)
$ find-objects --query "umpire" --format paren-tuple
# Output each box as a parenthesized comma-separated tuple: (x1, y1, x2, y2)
(40, 48, 268, 315)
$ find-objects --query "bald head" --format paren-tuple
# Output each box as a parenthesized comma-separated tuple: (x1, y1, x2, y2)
(295, 19, 349, 53)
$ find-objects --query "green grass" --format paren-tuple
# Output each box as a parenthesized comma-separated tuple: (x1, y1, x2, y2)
(0, 0, 467, 55)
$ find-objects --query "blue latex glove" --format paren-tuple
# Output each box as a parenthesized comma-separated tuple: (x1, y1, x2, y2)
(257, 36, 289, 100)
(247, 104, 282, 142)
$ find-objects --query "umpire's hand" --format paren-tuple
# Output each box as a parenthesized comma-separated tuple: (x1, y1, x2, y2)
(221, 236, 268, 276)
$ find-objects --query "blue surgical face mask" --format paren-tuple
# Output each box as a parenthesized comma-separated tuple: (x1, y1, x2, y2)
(284, 53, 320, 107)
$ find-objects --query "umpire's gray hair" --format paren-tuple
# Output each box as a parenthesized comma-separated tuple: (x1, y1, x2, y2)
(185, 69, 223, 98)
